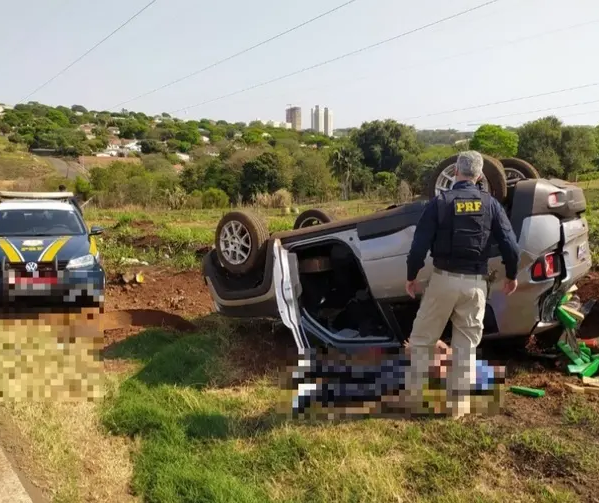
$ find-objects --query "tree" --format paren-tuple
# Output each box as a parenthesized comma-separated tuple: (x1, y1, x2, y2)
(240, 152, 287, 201)
(517, 116, 563, 177)
(142, 154, 173, 173)
(396, 153, 421, 189)
(46, 108, 70, 128)
(374, 171, 398, 199)
(330, 143, 363, 199)
(352, 167, 374, 195)
(242, 128, 267, 146)
(560, 126, 598, 178)
(71, 105, 88, 114)
(352, 119, 420, 173)
(470, 124, 518, 157)
(119, 119, 149, 139)
(174, 124, 200, 145)
(292, 152, 335, 201)
(140, 139, 166, 154)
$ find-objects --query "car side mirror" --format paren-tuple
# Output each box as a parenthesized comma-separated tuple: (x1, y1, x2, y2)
(90, 226, 103, 236)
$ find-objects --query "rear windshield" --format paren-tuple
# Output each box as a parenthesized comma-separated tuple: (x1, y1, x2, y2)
(0, 209, 86, 236)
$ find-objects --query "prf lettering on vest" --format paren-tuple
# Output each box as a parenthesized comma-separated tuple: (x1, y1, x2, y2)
(454, 199, 483, 215)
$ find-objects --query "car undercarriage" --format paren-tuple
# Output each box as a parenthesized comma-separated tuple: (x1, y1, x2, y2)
(203, 155, 593, 352)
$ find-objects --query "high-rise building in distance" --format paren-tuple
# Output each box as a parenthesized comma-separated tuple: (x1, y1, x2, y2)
(324, 107, 334, 137)
(311, 105, 324, 134)
(285, 106, 302, 131)
(310, 105, 334, 136)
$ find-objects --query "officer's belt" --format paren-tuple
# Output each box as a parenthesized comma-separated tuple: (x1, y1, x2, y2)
(433, 267, 486, 281)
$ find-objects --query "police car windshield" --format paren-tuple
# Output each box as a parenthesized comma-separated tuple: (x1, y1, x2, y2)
(0, 209, 86, 236)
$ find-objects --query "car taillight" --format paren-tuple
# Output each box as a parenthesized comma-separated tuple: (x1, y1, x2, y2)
(531, 252, 560, 281)
(548, 191, 566, 208)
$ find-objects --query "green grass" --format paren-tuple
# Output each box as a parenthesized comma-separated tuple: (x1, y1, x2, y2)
(87, 200, 384, 271)
(99, 324, 599, 503)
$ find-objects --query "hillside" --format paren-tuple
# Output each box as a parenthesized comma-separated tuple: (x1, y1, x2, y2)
(0, 136, 55, 189)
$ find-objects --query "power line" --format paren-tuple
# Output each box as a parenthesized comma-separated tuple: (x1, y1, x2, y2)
(402, 82, 599, 122)
(109, 0, 359, 111)
(246, 17, 599, 109)
(169, 0, 502, 115)
(18, 0, 158, 104)
(428, 98, 599, 129)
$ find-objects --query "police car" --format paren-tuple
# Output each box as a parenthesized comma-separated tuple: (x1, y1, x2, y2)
(0, 191, 105, 307)
(202, 156, 592, 352)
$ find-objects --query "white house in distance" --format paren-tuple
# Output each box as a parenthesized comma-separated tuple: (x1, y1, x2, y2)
(99, 138, 142, 157)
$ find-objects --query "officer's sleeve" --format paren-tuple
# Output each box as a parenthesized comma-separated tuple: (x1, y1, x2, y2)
(490, 198, 520, 280)
(406, 198, 438, 281)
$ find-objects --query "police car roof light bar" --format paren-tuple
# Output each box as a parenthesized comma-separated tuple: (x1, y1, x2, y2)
(0, 191, 75, 200)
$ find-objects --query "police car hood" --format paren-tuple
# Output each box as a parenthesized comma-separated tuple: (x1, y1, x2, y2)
(0, 234, 92, 264)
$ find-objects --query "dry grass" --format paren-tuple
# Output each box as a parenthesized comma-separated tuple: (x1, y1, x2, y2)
(0, 315, 139, 503)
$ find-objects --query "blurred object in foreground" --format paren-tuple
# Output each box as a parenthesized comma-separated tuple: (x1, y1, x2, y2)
(283, 347, 505, 420)
(0, 308, 104, 402)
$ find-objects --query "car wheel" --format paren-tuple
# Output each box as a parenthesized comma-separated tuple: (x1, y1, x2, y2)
(428, 154, 508, 202)
(215, 211, 269, 275)
(293, 209, 334, 229)
(499, 157, 540, 184)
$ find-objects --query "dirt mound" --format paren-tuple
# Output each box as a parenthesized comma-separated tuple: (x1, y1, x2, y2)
(106, 267, 214, 319)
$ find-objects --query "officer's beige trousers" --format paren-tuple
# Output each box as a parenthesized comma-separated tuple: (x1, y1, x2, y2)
(407, 269, 487, 415)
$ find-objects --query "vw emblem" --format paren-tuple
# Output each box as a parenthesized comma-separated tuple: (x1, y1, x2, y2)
(25, 262, 38, 272)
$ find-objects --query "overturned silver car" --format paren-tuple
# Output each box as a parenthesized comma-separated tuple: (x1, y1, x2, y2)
(202, 156, 592, 350)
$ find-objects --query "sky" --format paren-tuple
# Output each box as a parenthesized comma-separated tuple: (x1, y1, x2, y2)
(1, 0, 599, 131)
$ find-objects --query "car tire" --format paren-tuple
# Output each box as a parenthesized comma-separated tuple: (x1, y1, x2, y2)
(499, 157, 540, 182)
(215, 211, 269, 275)
(427, 154, 508, 202)
(293, 209, 334, 229)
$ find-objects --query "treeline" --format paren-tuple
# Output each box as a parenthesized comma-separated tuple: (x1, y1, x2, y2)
(76, 119, 462, 208)
(2, 100, 599, 208)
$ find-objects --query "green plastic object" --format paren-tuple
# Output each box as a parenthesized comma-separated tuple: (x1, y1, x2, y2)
(556, 307, 578, 330)
(581, 359, 599, 378)
(558, 341, 584, 366)
(510, 386, 545, 398)
(581, 352, 591, 364)
(593, 354, 599, 361)
(581, 346, 592, 357)
(560, 294, 572, 305)
(568, 364, 588, 375)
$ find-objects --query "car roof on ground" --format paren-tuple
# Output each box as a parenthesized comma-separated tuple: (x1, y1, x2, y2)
(0, 201, 76, 211)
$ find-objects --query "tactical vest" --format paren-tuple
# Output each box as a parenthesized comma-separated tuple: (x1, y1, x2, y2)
(431, 187, 492, 263)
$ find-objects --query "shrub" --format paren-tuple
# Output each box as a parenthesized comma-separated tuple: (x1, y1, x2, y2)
(201, 188, 229, 209)
(252, 192, 272, 208)
(271, 188, 292, 208)
(164, 186, 187, 210)
(397, 180, 412, 203)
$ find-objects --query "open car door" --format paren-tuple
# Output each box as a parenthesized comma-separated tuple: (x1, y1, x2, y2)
(273, 239, 310, 351)
(273, 239, 401, 350)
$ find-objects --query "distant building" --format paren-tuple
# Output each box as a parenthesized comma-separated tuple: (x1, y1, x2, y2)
(255, 118, 292, 130)
(311, 105, 325, 134)
(0, 104, 12, 116)
(324, 107, 334, 137)
(285, 106, 302, 131)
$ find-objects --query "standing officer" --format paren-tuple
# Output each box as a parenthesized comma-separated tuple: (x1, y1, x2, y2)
(58, 184, 84, 216)
(405, 150, 520, 417)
